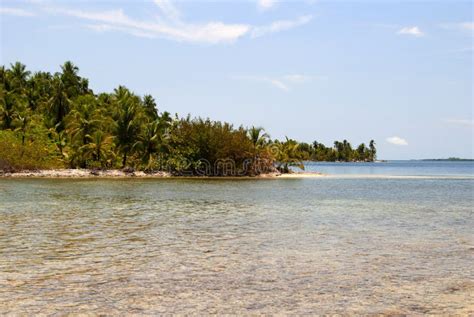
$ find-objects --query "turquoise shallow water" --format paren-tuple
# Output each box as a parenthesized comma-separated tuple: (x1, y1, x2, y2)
(303, 160, 474, 176)
(0, 164, 473, 314)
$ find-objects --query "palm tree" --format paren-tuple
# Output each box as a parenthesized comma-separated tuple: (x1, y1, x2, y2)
(48, 125, 68, 159)
(342, 139, 352, 161)
(27, 71, 53, 111)
(9, 62, 30, 92)
(369, 140, 376, 161)
(81, 131, 115, 168)
(48, 77, 70, 130)
(13, 113, 29, 146)
(115, 89, 141, 167)
(356, 143, 366, 161)
(143, 94, 158, 121)
(0, 66, 6, 84)
(248, 126, 269, 149)
(247, 126, 269, 174)
(133, 120, 166, 169)
(60, 61, 81, 98)
(113, 85, 130, 101)
(0, 90, 18, 129)
(275, 137, 305, 173)
(66, 96, 102, 147)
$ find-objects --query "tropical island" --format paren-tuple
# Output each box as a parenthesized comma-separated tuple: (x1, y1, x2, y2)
(0, 62, 377, 177)
(421, 158, 474, 162)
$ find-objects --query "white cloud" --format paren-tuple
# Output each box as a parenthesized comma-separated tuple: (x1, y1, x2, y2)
(251, 15, 312, 38)
(397, 26, 424, 37)
(386, 136, 408, 146)
(48, 7, 250, 44)
(37, 2, 311, 44)
(445, 119, 474, 127)
(0, 7, 35, 17)
(85, 24, 156, 39)
(233, 73, 317, 91)
(51, 8, 129, 25)
(257, 0, 277, 11)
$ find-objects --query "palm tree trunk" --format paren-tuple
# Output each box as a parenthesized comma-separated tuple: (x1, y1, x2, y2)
(122, 151, 127, 168)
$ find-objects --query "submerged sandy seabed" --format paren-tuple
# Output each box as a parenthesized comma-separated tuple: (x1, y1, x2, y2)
(1, 176, 472, 314)
(0, 169, 472, 179)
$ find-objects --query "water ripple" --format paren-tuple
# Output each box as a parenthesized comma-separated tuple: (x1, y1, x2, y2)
(0, 178, 473, 314)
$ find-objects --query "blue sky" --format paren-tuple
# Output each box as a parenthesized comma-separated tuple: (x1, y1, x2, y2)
(1, 0, 472, 159)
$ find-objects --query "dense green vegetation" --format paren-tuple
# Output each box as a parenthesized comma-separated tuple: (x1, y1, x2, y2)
(422, 158, 474, 161)
(297, 139, 376, 162)
(0, 62, 377, 175)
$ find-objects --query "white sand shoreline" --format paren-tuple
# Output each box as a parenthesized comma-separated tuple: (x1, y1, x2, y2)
(0, 169, 173, 178)
(0, 169, 325, 179)
(0, 169, 472, 180)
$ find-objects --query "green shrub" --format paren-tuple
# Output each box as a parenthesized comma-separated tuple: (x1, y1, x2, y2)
(166, 118, 274, 176)
(0, 130, 64, 171)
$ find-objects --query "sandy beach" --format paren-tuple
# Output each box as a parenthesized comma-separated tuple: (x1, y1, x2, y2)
(0, 169, 172, 178)
(1, 170, 471, 179)
(0, 169, 325, 179)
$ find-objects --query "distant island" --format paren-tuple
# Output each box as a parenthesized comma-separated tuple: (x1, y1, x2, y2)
(422, 158, 474, 162)
(0, 62, 377, 176)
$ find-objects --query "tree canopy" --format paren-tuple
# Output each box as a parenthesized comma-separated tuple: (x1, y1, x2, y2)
(0, 62, 377, 175)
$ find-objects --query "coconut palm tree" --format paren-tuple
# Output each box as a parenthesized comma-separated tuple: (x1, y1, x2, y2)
(369, 140, 376, 161)
(9, 62, 30, 92)
(114, 89, 141, 167)
(66, 96, 102, 147)
(60, 61, 81, 98)
(48, 125, 68, 159)
(81, 131, 115, 168)
(48, 77, 70, 130)
(13, 113, 29, 146)
(246, 126, 270, 174)
(356, 143, 366, 161)
(248, 126, 269, 149)
(143, 94, 158, 121)
(275, 137, 305, 173)
(0, 90, 18, 130)
(27, 71, 53, 111)
(133, 120, 161, 168)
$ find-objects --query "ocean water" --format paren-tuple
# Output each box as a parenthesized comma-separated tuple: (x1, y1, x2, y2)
(0, 161, 473, 314)
(303, 160, 474, 176)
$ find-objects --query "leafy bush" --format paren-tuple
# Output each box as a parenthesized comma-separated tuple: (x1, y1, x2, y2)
(166, 118, 273, 176)
(0, 130, 64, 171)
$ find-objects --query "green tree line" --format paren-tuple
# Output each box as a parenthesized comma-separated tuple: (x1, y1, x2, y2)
(298, 140, 376, 162)
(0, 62, 376, 175)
